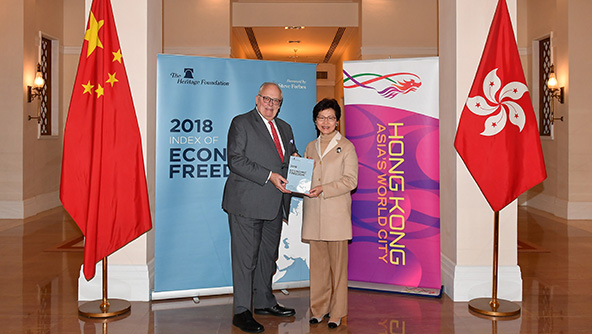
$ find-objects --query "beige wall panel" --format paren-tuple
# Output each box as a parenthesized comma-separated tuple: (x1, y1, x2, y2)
(0, 0, 24, 204)
(553, 0, 569, 207)
(233, 3, 358, 27)
(567, 0, 592, 203)
(438, 0, 457, 264)
(165, 0, 230, 51)
(23, 0, 64, 202)
(316, 86, 335, 102)
(362, 0, 438, 53)
(522, 0, 571, 218)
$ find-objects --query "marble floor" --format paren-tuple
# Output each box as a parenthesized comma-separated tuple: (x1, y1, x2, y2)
(1, 206, 591, 333)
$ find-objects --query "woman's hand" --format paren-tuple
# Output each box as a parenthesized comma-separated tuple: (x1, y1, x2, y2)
(306, 185, 323, 198)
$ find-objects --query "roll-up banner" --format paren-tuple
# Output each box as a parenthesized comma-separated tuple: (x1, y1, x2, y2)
(343, 58, 441, 296)
(154, 55, 316, 299)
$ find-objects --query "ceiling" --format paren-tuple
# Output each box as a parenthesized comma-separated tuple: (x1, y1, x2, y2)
(232, 26, 358, 64)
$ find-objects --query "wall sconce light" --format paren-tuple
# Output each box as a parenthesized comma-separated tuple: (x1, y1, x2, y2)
(547, 64, 564, 125)
(27, 63, 45, 103)
(547, 65, 564, 104)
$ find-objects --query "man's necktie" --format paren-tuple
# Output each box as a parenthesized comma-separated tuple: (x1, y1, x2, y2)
(269, 121, 284, 162)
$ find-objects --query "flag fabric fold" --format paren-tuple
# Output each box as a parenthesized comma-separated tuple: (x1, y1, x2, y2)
(60, 0, 152, 280)
(454, 0, 546, 212)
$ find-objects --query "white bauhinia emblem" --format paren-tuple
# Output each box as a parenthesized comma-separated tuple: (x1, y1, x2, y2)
(465, 68, 528, 136)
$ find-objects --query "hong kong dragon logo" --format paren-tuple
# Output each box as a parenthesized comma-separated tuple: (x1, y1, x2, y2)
(343, 70, 422, 99)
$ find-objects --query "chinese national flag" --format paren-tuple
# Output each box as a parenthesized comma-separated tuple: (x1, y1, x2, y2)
(60, 0, 152, 280)
(454, 0, 546, 212)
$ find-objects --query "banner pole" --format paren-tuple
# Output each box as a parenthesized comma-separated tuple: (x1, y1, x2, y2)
(468, 210, 520, 317)
(78, 257, 131, 318)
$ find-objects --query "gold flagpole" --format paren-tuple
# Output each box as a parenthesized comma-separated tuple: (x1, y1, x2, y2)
(78, 257, 131, 318)
(468, 211, 521, 317)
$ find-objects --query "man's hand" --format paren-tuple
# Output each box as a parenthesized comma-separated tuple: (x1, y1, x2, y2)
(269, 172, 291, 194)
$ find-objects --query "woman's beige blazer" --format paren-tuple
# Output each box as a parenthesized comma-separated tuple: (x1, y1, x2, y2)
(302, 131, 358, 241)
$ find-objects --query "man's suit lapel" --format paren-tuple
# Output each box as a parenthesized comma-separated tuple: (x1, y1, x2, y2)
(249, 109, 267, 135)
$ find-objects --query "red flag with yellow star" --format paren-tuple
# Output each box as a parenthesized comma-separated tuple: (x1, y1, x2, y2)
(60, 0, 152, 280)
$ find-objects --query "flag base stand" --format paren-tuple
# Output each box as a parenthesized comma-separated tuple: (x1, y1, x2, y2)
(468, 298, 520, 317)
(468, 211, 521, 318)
(79, 299, 131, 318)
(78, 257, 131, 319)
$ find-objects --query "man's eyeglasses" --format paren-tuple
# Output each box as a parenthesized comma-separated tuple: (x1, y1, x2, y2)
(316, 116, 337, 122)
(258, 94, 282, 106)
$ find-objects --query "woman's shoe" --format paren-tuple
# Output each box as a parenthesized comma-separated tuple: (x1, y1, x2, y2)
(328, 318, 341, 328)
(309, 313, 330, 324)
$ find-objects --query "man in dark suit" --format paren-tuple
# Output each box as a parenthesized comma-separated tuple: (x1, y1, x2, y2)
(223, 82, 297, 333)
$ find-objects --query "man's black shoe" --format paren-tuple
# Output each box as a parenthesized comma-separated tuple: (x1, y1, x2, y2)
(232, 310, 264, 333)
(254, 304, 296, 317)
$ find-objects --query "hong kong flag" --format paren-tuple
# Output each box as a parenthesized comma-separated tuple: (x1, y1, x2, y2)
(60, 0, 152, 280)
(454, 0, 546, 212)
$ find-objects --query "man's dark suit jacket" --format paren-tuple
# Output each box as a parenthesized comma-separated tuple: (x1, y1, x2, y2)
(222, 108, 298, 220)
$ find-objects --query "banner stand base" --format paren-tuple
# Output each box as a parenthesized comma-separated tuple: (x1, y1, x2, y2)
(348, 280, 443, 298)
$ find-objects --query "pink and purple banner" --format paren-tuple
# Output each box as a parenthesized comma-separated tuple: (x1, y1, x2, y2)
(344, 58, 441, 294)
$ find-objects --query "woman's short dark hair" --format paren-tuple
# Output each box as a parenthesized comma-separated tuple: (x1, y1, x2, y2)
(312, 98, 341, 122)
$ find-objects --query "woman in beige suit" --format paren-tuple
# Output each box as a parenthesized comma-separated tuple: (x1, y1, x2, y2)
(302, 98, 358, 329)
